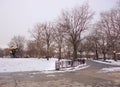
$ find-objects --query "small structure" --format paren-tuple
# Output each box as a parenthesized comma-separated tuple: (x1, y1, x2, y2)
(55, 60, 61, 70)
(9, 46, 18, 58)
(116, 52, 120, 60)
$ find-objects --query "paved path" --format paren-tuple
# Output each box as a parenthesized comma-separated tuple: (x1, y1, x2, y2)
(0, 60, 120, 87)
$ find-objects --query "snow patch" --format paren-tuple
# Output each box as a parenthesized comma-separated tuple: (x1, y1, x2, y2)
(101, 67, 120, 72)
(93, 59, 120, 66)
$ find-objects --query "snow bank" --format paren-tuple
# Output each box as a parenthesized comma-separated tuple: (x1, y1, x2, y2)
(93, 59, 120, 66)
(93, 59, 120, 73)
(0, 58, 57, 73)
(101, 67, 120, 72)
(43, 64, 89, 74)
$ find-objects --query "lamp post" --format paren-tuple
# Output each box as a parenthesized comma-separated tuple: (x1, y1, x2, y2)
(113, 50, 117, 61)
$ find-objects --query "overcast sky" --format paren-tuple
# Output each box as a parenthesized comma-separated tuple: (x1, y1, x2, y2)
(0, 0, 118, 48)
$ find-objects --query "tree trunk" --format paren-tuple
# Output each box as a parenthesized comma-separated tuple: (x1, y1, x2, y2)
(95, 50, 98, 60)
(103, 52, 106, 61)
(113, 52, 117, 61)
(58, 45, 62, 60)
(46, 41, 50, 60)
(73, 44, 77, 60)
(95, 43, 99, 60)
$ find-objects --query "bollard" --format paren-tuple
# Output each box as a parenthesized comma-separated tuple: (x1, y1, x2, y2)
(55, 61, 61, 70)
(80, 60, 83, 64)
(83, 59, 85, 64)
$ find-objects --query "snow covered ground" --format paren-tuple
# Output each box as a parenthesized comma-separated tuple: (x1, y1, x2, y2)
(0, 58, 87, 73)
(0, 58, 57, 73)
(93, 59, 120, 72)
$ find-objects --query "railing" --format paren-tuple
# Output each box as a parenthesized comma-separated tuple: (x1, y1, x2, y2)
(55, 59, 86, 70)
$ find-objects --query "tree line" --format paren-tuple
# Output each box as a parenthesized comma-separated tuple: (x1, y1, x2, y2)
(0, 1, 120, 61)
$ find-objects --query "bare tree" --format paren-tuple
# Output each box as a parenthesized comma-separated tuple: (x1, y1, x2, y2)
(88, 29, 101, 60)
(53, 22, 65, 59)
(59, 3, 93, 60)
(26, 40, 38, 57)
(30, 23, 45, 58)
(82, 36, 95, 59)
(96, 8, 120, 61)
(30, 23, 53, 59)
(93, 27, 109, 61)
(40, 23, 54, 60)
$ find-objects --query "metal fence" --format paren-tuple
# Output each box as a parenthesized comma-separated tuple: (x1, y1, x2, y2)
(55, 59, 85, 70)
